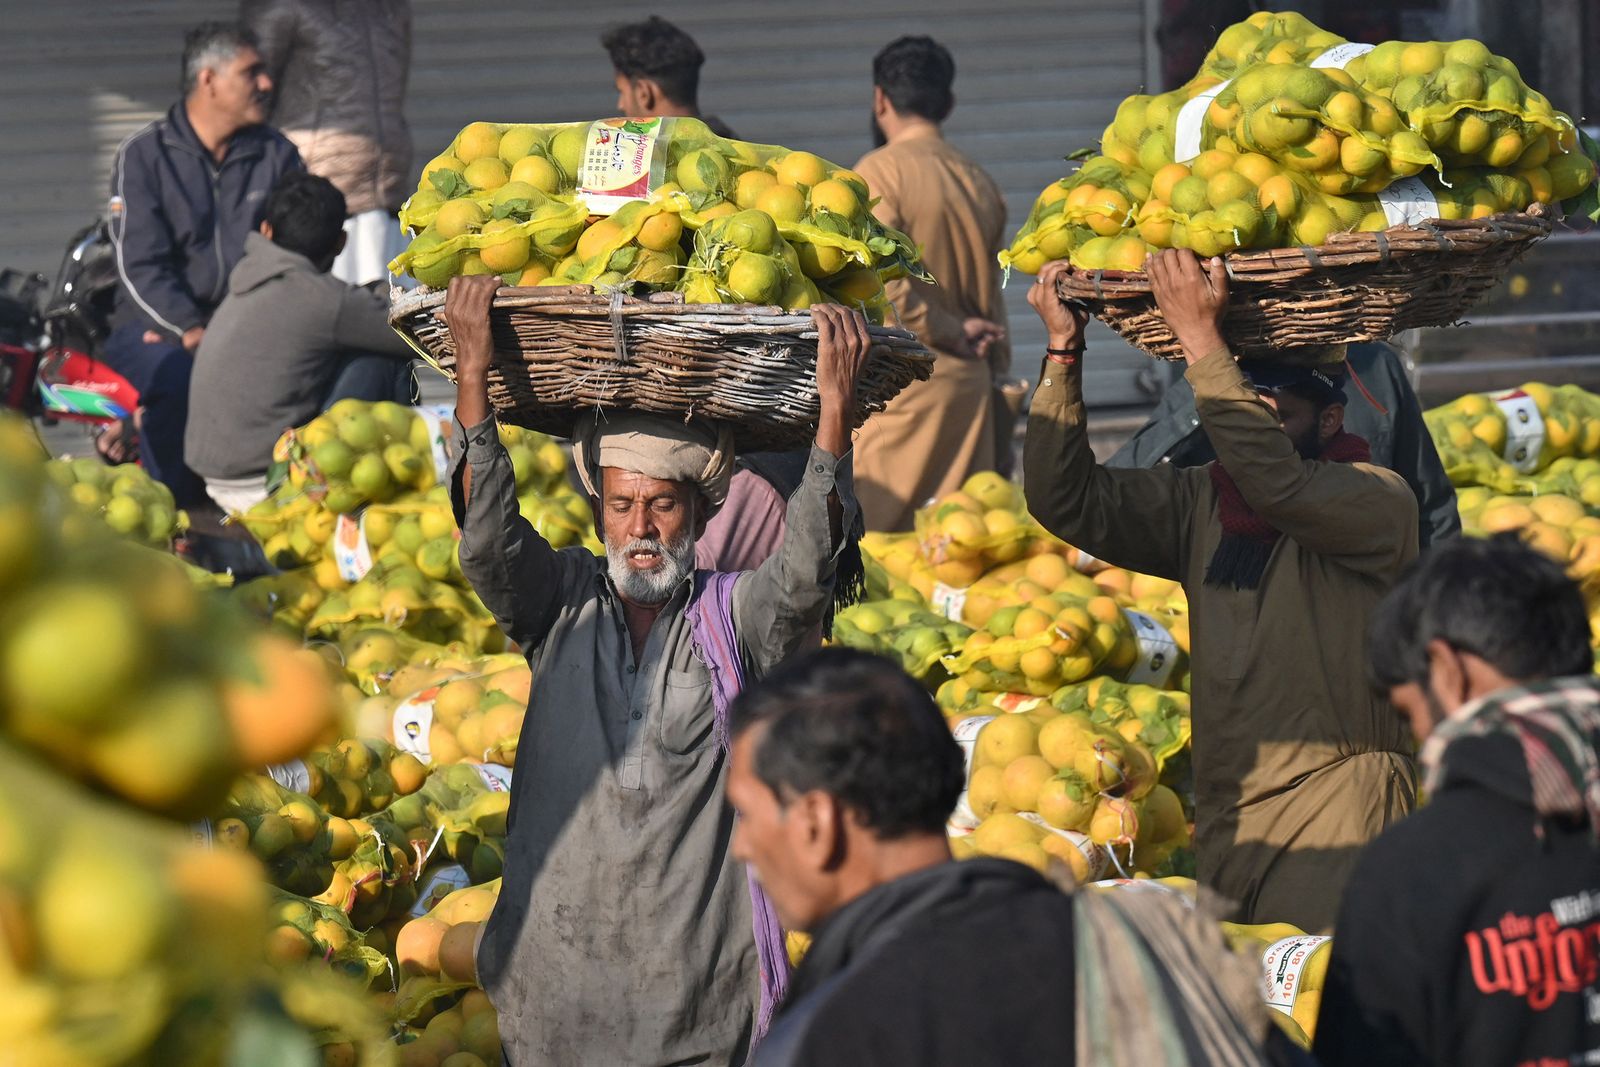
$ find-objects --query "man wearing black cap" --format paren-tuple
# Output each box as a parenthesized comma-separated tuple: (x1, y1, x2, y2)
(1022, 250, 1419, 932)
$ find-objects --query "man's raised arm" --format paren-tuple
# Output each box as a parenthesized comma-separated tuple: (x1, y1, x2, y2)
(445, 276, 567, 650)
(1022, 262, 1197, 581)
(1148, 251, 1417, 574)
(733, 305, 871, 670)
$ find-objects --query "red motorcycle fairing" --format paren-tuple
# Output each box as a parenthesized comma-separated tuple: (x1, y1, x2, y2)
(36, 345, 139, 423)
(0, 341, 40, 413)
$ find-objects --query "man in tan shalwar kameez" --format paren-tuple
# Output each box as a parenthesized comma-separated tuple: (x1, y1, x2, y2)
(852, 36, 1011, 532)
(1024, 251, 1418, 933)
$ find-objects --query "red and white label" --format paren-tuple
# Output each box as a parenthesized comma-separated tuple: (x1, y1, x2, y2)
(578, 118, 665, 215)
(471, 763, 514, 793)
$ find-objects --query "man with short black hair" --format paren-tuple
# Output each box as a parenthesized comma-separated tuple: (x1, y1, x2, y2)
(730, 647, 1293, 1067)
(185, 170, 413, 513)
(1316, 534, 1600, 1067)
(108, 21, 302, 505)
(601, 15, 735, 138)
(851, 36, 1013, 529)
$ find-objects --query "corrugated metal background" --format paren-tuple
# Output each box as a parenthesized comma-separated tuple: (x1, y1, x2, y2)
(0, 0, 1160, 404)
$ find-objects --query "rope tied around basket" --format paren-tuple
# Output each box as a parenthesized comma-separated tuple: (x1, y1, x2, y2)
(608, 287, 629, 365)
(1372, 231, 1391, 267)
(1297, 246, 1326, 273)
(1416, 221, 1453, 253)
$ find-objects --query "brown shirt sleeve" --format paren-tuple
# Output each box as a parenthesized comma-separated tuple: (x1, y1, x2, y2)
(1188, 349, 1418, 574)
(1023, 359, 1198, 580)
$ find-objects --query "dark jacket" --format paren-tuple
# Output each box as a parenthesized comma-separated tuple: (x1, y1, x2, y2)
(243, 0, 413, 215)
(1108, 342, 1460, 549)
(1315, 681, 1600, 1067)
(109, 103, 302, 338)
(185, 231, 409, 480)
(754, 859, 1075, 1067)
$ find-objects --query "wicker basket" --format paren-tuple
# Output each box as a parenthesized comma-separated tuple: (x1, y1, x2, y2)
(388, 284, 933, 451)
(1052, 204, 1554, 361)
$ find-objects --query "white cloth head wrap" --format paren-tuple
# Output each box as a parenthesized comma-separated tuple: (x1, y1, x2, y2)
(571, 412, 736, 517)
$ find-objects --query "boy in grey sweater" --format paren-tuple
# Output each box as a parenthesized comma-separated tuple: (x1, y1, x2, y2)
(185, 170, 413, 512)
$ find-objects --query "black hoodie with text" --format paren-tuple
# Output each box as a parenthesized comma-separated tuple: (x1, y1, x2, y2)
(1316, 718, 1600, 1067)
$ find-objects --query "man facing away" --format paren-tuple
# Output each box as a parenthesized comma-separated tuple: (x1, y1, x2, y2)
(728, 647, 1296, 1067)
(108, 22, 302, 506)
(602, 15, 737, 139)
(445, 273, 869, 1065)
(851, 36, 1013, 530)
(1023, 251, 1418, 932)
(185, 171, 416, 514)
(1317, 534, 1600, 1067)
(242, 0, 413, 285)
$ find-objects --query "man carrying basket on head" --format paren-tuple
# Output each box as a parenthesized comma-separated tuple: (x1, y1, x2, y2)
(442, 274, 870, 1066)
(1023, 249, 1419, 933)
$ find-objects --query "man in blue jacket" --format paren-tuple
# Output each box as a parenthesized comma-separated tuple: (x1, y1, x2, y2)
(107, 21, 302, 505)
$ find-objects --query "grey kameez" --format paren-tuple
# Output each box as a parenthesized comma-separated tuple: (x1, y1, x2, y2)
(450, 416, 853, 1066)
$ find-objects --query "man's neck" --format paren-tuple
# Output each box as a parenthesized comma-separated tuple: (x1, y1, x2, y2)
(880, 116, 942, 146)
(652, 101, 699, 120)
(826, 834, 953, 915)
(618, 593, 666, 662)
(184, 99, 240, 164)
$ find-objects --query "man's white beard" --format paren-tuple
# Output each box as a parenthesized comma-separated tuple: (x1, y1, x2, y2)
(606, 532, 696, 604)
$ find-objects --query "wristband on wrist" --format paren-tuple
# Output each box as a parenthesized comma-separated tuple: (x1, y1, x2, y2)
(1045, 345, 1082, 366)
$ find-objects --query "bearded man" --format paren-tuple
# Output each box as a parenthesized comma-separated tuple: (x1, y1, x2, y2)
(1023, 250, 1419, 933)
(443, 275, 870, 1066)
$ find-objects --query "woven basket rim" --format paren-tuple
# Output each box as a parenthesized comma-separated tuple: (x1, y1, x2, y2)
(1052, 203, 1553, 299)
(388, 282, 926, 345)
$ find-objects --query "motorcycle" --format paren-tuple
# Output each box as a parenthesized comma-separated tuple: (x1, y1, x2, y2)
(0, 221, 141, 453)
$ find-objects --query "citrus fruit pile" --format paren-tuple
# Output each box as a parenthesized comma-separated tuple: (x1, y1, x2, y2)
(47, 456, 184, 549)
(389, 116, 923, 321)
(1003, 11, 1597, 273)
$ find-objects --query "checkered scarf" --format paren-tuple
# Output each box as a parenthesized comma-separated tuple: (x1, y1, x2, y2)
(1421, 677, 1600, 839)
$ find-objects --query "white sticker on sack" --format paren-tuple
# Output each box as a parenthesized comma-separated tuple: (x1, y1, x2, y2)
(948, 715, 996, 830)
(1491, 389, 1547, 473)
(408, 865, 473, 918)
(931, 582, 968, 623)
(577, 118, 665, 215)
(1173, 79, 1234, 163)
(1378, 176, 1441, 228)
(1262, 935, 1332, 1011)
(1018, 813, 1109, 880)
(1309, 42, 1376, 69)
(333, 512, 374, 583)
(1123, 610, 1180, 688)
(472, 762, 514, 793)
(266, 759, 312, 795)
(392, 692, 438, 764)
(413, 403, 455, 484)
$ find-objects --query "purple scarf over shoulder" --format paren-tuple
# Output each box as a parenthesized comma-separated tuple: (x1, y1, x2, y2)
(685, 569, 791, 1044)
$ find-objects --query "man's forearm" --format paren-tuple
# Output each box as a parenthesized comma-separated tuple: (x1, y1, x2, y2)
(455, 374, 492, 504)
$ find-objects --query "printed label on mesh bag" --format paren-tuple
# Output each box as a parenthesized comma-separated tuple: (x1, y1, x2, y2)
(578, 118, 666, 215)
